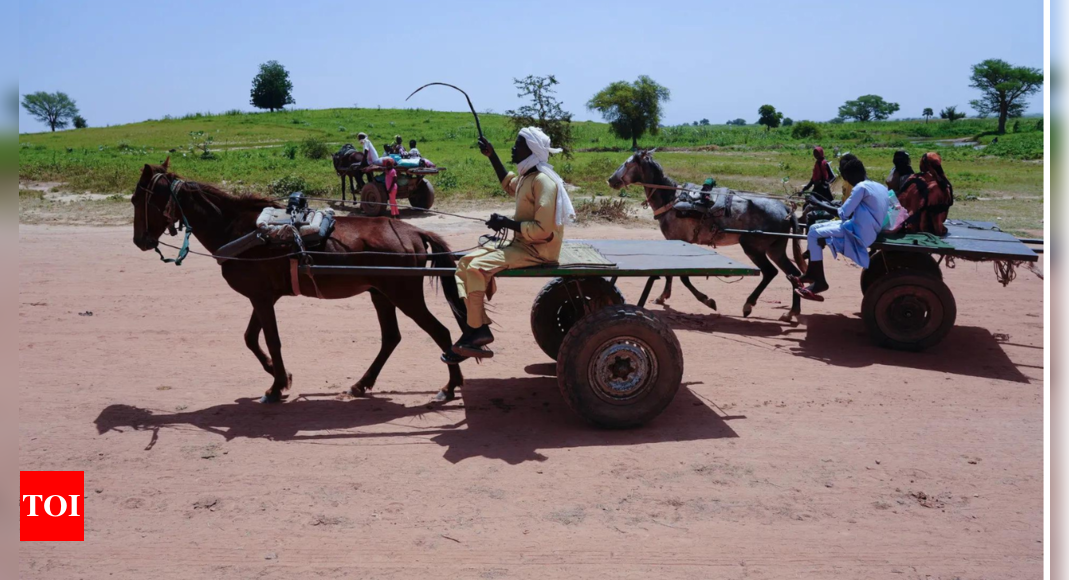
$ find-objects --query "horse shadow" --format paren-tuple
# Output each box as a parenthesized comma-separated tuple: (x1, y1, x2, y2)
(94, 376, 741, 465)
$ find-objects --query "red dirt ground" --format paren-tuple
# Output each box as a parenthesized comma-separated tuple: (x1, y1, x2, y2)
(19, 220, 1043, 579)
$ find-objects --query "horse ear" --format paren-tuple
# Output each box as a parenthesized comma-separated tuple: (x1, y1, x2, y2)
(648, 148, 657, 154)
(162, 156, 171, 171)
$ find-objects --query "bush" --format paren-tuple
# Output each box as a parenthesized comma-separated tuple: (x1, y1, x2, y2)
(269, 174, 311, 196)
(73, 115, 87, 129)
(282, 143, 298, 160)
(574, 198, 633, 223)
(300, 137, 330, 160)
(791, 121, 820, 139)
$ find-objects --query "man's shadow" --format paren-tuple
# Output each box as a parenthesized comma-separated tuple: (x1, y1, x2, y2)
(95, 374, 741, 464)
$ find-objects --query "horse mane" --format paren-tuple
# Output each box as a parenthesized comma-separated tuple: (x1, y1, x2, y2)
(167, 171, 281, 211)
(640, 153, 676, 207)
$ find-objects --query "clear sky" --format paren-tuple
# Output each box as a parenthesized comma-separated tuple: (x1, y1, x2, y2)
(18, 0, 1045, 133)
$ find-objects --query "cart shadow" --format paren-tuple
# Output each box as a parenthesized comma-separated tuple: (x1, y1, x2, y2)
(93, 380, 740, 464)
(786, 313, 1033, 383)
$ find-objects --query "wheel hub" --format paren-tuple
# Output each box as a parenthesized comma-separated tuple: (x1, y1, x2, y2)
(590, 339, 656, 402)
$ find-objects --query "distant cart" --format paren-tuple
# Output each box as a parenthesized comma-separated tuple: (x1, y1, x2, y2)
(335, 163, 441, 217)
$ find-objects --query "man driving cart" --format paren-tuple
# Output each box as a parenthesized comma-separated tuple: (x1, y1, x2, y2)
(451, 127, 575, 359)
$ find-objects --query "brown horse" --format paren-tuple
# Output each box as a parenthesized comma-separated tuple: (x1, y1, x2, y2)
(131, 159, 469, 404)
(332, 145, 366, 200)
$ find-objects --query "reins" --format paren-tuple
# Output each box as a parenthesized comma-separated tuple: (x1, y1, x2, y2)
(140, 173, 193, 266)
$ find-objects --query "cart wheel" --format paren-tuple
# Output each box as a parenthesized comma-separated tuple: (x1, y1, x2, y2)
(531, 277, 625, 360)
(557, 305, 683, 429)
(360, 182, 385, 217)
(409, 180, 436, 210)
(861, 251, 941, 294)
(862, 270, 956, 351)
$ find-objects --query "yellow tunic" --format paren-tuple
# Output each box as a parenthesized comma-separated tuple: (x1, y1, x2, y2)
(455, 170, 564, 309)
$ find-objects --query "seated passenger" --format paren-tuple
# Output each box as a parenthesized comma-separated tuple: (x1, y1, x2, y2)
(790, 156, 889, 301)
(897, 152, 954, 236)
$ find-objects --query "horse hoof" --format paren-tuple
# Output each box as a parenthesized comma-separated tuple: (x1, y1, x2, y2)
(653, 297, 667, 306)
(704, 299, 718, 311)
(350, 384, 369, 397)
(432, 390, 455, 403)
(259, 393, 283, 404)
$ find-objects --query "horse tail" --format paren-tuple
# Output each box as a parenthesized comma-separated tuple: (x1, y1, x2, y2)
(419, 230, 469, 331)
(789, 211, 807, 274)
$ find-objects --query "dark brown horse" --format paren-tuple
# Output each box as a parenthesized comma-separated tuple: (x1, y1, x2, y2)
(131, 159, 469, 403)
(332, 145, 366, 200)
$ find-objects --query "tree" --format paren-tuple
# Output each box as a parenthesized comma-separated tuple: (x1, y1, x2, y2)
(505, 74, 574, 152)
(587, 76, 670, 149)
(250, 61, 295, 112)
(837, 95, 900, 122)
(699, 118, 710, 126)
(726, 118, 747, 126)
(756, 104, 783, 131)
(791, 121, 820, 139)
(73, 115, 87, 129)
(968, 58, 1043, 134)
(939, 106, 966, 122)
(21, 91, 79, 132)
(922, 108, 934, 123)
(782, 117, 794, 126)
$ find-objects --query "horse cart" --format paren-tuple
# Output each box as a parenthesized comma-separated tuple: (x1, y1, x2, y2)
(354, 165, 440, 217)
(857, 220, 1041, 351)
(303, 239, 759, 428)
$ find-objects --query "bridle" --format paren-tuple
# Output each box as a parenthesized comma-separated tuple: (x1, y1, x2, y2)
(624, 155, 677, 218)
(137, 172, 193, 265)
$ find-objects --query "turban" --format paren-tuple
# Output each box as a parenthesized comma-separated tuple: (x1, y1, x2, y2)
(516, 127, 575, 226)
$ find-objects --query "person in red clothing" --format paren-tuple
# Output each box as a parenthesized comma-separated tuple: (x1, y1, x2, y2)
(801, 146, 835, 202)
(381, 157, 400, 218)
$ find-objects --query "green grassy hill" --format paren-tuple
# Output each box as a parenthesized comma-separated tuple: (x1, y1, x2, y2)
(18, 107, 1044, 232)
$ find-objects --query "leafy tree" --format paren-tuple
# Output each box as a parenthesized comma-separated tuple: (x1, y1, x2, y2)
(837, 95, 900, 122)
(791, 121, 820, 139)
(757, 105, 783, 131)
(505, 74, 574, 153)
(587, 76, 670, 149)
(922, 107, 934, 123)
(968, 58, 1043, 134)
(939, 105, 966, 122)
(73, 115, 87, 129)
(21, 91, 79, 132)
(782, 117, 794, 127)
(726, 118, 747, 126)
(699, 118, 710, 126)
(250, 60, 295, 112)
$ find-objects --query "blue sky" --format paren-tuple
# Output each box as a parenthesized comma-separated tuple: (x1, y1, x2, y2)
(18, 0, 1044, 133)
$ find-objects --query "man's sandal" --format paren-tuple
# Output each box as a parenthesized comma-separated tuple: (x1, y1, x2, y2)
(794, 287, 825, 302)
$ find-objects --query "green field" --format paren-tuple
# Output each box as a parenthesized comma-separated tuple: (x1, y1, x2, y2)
(18, 108, 1045, 233)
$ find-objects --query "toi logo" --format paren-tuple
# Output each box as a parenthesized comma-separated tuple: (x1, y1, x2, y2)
(20, 471, 84, 541)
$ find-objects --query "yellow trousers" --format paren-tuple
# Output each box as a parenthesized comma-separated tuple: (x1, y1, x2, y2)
(455, 244, 545, 327)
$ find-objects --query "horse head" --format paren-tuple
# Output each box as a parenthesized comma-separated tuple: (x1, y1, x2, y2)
(607, 149, 659, 190)
(131, 157, 181, 251)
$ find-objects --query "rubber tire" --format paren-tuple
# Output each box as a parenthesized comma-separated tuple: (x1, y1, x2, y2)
(861, 251, 941, 294)
(557, 305, 683, 429)
(360, 182, 385, 217)
(530, 277, 625, 361)
(409, 180, 436, 210)
(862, 269, 956, 351)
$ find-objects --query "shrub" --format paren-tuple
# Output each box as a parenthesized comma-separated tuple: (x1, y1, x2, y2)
(282, 143, 298, 160)
(791, 121, 820, 139)
(300, 137, 330, 160)
(269, 174, 311, 196)
(73, 115, 88, 129)
(574, 198, 633, 223)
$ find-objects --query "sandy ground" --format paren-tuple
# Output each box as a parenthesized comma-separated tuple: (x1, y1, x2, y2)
(19, 217, 1044, 579)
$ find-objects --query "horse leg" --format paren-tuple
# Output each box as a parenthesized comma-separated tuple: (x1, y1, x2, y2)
(252, 297, 291, 403)
(351, 290, 401, 397)
(243, 309, 274, 376)
(653, 276, 673, 305)
(391, 283, 464, 402)
(741, 243, 778, 318)
(680, 276, 717, 311)
(770, 241, 803, 324)
(340, 175, 347, 201)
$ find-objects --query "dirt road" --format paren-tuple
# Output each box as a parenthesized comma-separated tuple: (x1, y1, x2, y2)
(19, 219, 1043, 579)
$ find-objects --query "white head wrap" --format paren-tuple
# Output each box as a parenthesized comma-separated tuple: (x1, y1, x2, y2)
(515, 127, 575, 226)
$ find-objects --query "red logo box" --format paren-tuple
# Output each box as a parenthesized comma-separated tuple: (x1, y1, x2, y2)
(20, 471, 84, 541)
